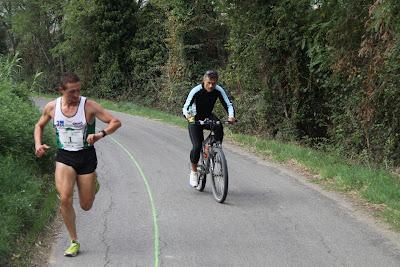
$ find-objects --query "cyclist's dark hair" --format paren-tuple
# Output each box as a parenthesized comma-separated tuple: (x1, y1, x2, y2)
(204, 70, 219, 80)
(60, 72, 80, 89)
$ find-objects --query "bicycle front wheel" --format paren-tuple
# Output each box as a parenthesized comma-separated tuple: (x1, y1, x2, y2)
(196, 149, 207, 192)
(210, 147, 228, 203)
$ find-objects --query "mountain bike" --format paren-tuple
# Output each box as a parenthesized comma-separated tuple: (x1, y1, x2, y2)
(195, 118, 232, 203)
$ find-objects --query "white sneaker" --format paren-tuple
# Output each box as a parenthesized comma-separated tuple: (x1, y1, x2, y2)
(189, 171, 198, 187)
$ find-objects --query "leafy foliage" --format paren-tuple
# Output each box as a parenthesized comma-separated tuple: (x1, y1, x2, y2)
(1, 0, 400, 166)
(152, 0, 229, 113)
(0, 55, 54, 264)
(1, 1, 400, 261)
(1, 0, 64, 87)
(217, 0, 400, 166)
(128, 3, 168, 106)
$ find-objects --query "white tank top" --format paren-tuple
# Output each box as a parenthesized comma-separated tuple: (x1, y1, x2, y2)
(53, 96, 95, 151)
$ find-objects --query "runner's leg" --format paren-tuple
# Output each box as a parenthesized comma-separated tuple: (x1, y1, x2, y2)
(76, 172, 97, 211)
(55, 162, 78, 241)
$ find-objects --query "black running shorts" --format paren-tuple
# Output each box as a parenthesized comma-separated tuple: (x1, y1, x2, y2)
(55, 147, 97, 175)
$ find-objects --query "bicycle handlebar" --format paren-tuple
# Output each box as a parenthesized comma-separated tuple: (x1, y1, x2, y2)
(196, 118, 237, 126)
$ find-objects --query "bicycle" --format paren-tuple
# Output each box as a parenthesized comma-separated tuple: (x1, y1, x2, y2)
(194, 118, 232, 203)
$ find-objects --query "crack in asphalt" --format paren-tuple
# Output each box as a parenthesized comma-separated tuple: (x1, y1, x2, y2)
(102, 191, 114, 267)
(98, 152, 114, 267)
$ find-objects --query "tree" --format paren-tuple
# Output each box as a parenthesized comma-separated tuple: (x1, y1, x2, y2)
(0, 0, 64, 87)
(128, 2, 168, 105)
(149, 0, 229, 113)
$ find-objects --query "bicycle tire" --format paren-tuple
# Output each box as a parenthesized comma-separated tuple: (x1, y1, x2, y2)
(196, 149, 207, 191)
(210, 147, 228, 203)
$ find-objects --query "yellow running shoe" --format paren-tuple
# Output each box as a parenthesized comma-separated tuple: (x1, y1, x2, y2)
(95, 178, 100, 194)
(64, 240, 80, 257)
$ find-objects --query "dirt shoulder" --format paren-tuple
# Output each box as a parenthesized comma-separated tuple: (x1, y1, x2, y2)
(29, 211, 62, 267)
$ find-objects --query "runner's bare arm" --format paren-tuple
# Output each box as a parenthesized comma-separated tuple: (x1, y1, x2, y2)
(86, 100, 121, 145)
(34, 102, 54, 157)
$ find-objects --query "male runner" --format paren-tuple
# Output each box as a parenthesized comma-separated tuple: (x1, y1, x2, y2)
(34, 72, 121, 256)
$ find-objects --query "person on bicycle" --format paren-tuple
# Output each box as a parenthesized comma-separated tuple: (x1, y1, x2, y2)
(34, 72, 121, 257)
(182, 70, 236, 187)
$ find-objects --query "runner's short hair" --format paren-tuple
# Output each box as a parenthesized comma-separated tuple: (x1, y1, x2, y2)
(61, 72, 80, 89)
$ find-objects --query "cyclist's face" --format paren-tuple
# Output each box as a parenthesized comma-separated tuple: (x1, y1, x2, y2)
(203, 77, 217, 92)
(62, 82, 81, 104)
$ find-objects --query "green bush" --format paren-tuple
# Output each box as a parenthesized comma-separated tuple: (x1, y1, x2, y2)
(0, 86, 37, 154)
(0, 55, 55, 265)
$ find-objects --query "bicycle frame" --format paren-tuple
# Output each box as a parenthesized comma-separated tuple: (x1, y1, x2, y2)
(195, 118, 229, 203)
(197, 119, 222, 170)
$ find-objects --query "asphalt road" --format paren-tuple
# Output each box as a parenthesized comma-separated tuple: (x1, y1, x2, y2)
(35, 98, 400, 267)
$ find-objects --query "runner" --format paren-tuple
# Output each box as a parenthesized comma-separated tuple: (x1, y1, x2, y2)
(34, 72, 121, 256)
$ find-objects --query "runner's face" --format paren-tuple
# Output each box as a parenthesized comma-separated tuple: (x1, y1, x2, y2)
(203, 77, 217, 92)
(62, 82, 81, 104)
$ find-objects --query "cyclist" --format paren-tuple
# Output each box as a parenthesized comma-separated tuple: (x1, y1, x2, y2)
(34, 72, 121, 257)
(182, 70, 236, 187)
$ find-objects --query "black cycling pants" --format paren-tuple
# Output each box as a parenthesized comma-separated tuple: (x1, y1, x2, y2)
(188, 121, 223, 164)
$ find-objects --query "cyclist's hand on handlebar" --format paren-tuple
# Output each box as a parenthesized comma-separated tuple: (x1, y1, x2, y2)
(185, 114, 195, 123)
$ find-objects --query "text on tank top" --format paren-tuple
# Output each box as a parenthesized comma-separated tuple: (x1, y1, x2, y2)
(53, 96, 95, 151)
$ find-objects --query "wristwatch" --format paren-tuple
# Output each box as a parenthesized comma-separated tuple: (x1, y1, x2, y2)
(100, 130, 107, 137)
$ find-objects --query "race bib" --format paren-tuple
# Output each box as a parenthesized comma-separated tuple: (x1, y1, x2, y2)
(58, 128, 84, 149)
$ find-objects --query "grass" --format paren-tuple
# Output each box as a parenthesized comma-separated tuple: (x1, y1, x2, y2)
(228, 135, 400, 230)
(35, 93, 400, 231)
(0, 86, 56, 266)
(98, 99, 187, 128)
(10, 185, 58, 267)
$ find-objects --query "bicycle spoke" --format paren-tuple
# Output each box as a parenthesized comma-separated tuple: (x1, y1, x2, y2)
(195, 149, 207, 191)
(210, 148, 228, 203)
(212, 153, 225, 197)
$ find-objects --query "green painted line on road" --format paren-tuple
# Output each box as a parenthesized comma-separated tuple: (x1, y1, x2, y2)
(109, 136, 160, 267)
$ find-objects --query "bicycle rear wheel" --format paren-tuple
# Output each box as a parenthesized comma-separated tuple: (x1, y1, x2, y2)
(196, 149, 207, 191)
(210, 147, 228, 203)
